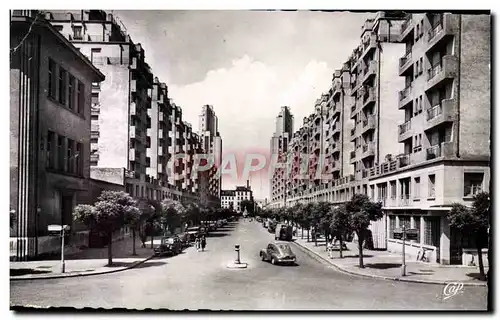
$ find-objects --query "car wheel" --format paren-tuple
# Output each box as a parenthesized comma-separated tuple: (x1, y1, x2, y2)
(271, 257, 277, 265)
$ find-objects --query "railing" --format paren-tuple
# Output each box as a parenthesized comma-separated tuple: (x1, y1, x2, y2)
(399, 120, 411, 134)
(399, 50, 412, 68)
(400, 15, 412, 34)
(399, 154, 410, 167)
(427, 16, 444, 42)
(427, 62, 442, 81)
(400, 194, 410, 206)
(362, 169, 369, 178)
(350, 151, 356, 159)
(426, 145, 441, 160)
(363, 88, 375, 104)
(91, 124, 99, 132)
(124, 169, 135, 179)
(427, 103, 442, 120)
(399, 84, 412, 101)
(351, 128, 356, 136)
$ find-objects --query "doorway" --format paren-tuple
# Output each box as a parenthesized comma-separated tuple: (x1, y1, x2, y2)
(61, 193, 73, 244)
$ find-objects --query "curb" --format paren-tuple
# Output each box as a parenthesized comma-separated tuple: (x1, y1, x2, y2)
(10, 255, 155, 281)
(293, 240, 487, 287)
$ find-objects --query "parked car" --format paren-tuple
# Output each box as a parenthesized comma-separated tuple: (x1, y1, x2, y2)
(268, 221, 276, 233)
(275, 224, 293, 241)
(262, 220, 268, 228)
(177, 233, 190, 248)
(260, 242, 297, 265)
(216, 220, 223, 228)
(186, 226, 207, 241)
(256, 216, 262, 223)
(154, 237, 182, 256)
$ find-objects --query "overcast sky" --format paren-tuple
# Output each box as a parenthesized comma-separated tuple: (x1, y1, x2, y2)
(115, 10, 372, 200)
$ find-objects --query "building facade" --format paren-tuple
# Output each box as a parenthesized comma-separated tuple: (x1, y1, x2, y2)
(221, 184, 254, 213)
(10, 10, 105, 259)
(268, 12, 491, 265)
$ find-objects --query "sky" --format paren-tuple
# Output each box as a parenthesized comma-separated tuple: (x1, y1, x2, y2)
(115, 10, 372, 200)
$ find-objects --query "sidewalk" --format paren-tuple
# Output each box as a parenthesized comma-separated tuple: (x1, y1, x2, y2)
(10, 235, 163, 280)
(293, 232, 487, 287)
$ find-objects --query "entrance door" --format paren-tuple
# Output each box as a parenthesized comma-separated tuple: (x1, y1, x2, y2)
(450, 227, 463, 265)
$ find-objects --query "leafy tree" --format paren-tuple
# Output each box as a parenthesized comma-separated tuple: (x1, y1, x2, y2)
(345, 194, 383, 268)
(74, 191, 139, 266)
(301, 202, 315, 242)
(329, 204, 353, 258)
(160, 199, 186, 235)
(448, 192, 490, 280)
(134, 200, 155, 251)
(240, 199, 255, 215)
(312, 201, 331, 246)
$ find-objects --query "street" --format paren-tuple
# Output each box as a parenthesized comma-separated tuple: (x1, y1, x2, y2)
(10, 219, 487, 310)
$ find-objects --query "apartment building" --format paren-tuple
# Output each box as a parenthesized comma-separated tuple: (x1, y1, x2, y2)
(199, 105, 223, 200)
(270, 106, 294, 205)
(221, 183, 254, 213)
(366, 13, 491, 265)
(10, 10, 105, 259)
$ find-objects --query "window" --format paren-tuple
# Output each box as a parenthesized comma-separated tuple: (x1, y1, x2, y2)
(428, 174, 436, 198)
(77, 81, 84, 115)
(48, 59, 56, 98)
(464, 172, 484, 197)
(67, 139, 74, 173)
(399, 216, 411, 230)
(46, 131, 55, 169)
(76, 143, 82, 175)
(90, 48, 101, 63)
(73, 26, 83, 40)
(91, 92, 99, 105)
(424, 217, 440, 247)
(414, 216, 421, 243)
(58, 136, 65, 171)
(414, 177, 421, 199)
(389, 216, 396, 237)
(414, 60, 419, 78)
(58, 68, 67, 105)
(68, 75, 75, 110)
(419, 57, 424, 75)
(390, 180, 397, 199)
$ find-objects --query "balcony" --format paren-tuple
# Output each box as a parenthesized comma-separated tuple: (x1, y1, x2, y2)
(130, 102, 137, 116)
(399, 194, 410, 206)
(363, 87, 376, 107)
(129, 149, 136, 161)
(361, 34, 377, 59)
(90, 131, 99, 139)
(331, 142, 340, 154)
(90, 153, 99, 162)
(332, 123, 341, 135)
(427, 14, 459, 53)
(399, 15, 413, 41)
(129, 125, 136, 139)
(130, 57, 137, 70)
(361, 142, 375, 159)
(425, 98, 456, 131)
(426, 141, 454, 160)
(398, 84, 413, 109)
(399, 50, 413, 76)
(350, 104, 357, 118)
(159, 129, 164, 140)
(332, 81, 342, 98)
(91, 104, 100, 116)
(362, 115, 376, 134)
(350, 128, 357, 141)
(350, 150, 356, 163)
(426, 55, 458, 91)
(398, 120, 412, 142)
(362, 61, 377, 84)
(159, 111, 165, 123)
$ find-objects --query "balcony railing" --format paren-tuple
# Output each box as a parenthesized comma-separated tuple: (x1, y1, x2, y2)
(427, 62, 442, 81)
(399, 120, 411, 134)
(400, 194, 410, 206)
(427, 103, 443, 121)
(427, 17, 444, 42)
(399, 50, 412, 68)
(400, 15, 412, 34)
(398, 84, 412, 101)
(426, 145, 441, 160)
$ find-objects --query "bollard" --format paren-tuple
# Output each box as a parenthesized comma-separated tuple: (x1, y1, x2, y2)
(235, 244, 241, 264)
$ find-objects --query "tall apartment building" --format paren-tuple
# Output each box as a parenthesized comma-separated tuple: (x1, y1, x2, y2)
(44, 10, 155, 199)
(270, 106, 294, 204)
(366, 13, 491, 265)
(199, 105, 223, 200)
(10, 10, 105, 259)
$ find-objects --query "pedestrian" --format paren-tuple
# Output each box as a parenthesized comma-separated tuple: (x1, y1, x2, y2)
(195, 236, 200, 252)
(201, 235, 206, 252)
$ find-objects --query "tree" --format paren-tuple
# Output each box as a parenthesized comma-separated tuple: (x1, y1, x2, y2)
(313, 202, 332, 247)
(301, 203, 315, 242)
(448, 192, 490, 280)
(240, 199, 255, 216)
(133, 200, 155, 252)
(160, 199, 186, 235)
(345, 194, 383, 268)
(329, 204, 353, 258)
(74, 191, 140, 266)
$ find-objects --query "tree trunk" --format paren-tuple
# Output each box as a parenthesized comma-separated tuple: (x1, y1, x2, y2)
(307, 228, 310, 242)
(150, 223, 154, 249)
(107, 233, 113, 266)
(339, 235, 344, 259)
(357, 232, 364, 268)
(132, 229, 137, 256)
(314, 227, 318, 247)
(477, 244, 485, 280)
(324, 231, 328, 251)
(301, 226, 304, 239)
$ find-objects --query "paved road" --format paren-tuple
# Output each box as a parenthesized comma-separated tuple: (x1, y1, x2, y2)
(10, 219, 487, 310)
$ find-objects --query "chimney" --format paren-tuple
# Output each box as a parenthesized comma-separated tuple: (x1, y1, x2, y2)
(246, 180, 250, 189)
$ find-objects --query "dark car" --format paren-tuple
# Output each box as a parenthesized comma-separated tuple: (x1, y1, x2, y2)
(267, 221, 276, 233)
(177, 233, 190, 248)
(260, 242, 297, 265)
(154, 237, 182, 256)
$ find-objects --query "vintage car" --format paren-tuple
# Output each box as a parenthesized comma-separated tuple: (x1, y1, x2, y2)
(260, 242, 297, 265)
(153, 237, 182, 256)
(275, 224, 293, 241)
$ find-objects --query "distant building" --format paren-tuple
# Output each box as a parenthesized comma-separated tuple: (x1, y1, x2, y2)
(10, 10, 105, 260)
(221, 181, 253, 213)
